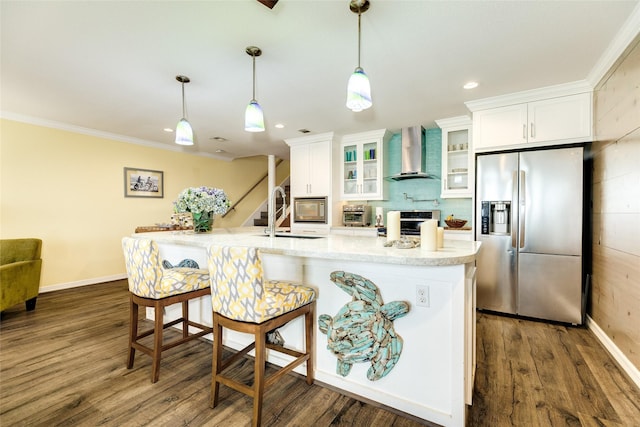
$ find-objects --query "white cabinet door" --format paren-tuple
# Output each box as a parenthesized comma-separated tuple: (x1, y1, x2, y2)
(528, 93, 592, 143)
(289, 144, 310, 197)
(473, 104, 527, 150)
(307, 141, 331, 196)
(287, 134, 332, 198)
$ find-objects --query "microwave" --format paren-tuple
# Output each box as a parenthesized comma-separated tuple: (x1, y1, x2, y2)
(293, 197, 327, 223)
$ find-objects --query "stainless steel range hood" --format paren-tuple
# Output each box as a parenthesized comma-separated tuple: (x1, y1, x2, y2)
(388, 126, 435, 180)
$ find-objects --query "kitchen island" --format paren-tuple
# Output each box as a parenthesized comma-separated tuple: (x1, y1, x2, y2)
(133, 229, 480, 427)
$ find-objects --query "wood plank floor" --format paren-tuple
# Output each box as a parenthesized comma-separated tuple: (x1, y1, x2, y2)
(1, 280, 639, 426)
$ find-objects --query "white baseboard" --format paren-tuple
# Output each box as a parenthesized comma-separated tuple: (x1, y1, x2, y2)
(586, 315, 640, 390)
(40, 273, 127, 293)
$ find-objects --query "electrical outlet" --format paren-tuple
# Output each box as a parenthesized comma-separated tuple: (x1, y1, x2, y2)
(416, 285, 430, 307)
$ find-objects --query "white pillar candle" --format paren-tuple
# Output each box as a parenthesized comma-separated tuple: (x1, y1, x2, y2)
(437, 226, 444, 249)
(387, 211, 400, 241)
(421, 220, 437, 251)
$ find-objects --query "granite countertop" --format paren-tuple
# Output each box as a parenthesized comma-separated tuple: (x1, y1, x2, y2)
(136, 227, 481, 267)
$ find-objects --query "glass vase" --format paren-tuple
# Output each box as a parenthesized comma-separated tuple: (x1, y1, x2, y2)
(192, 211, 214, 233)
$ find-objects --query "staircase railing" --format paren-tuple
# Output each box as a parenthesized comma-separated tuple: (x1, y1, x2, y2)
(221, 159, 283, 218)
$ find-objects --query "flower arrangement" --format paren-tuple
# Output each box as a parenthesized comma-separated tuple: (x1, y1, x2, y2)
(174, 186, 230, 232)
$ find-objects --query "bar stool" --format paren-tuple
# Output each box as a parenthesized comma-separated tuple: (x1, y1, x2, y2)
(207, 245, 316, 427)
(122, 237, 213, 383)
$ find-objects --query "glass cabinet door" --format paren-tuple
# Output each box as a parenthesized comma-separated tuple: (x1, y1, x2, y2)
(361, 141, 378, 194)
(343, 144, 358, 196)
(437, 115, 472, 199)
(445, 129, 469, 192)
(340, 129, 390, 201)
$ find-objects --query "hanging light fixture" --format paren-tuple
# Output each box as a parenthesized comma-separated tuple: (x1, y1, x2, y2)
(346, 0, 372, 112)
(245, 46, 265, 132)
(175, 75, 194, 146)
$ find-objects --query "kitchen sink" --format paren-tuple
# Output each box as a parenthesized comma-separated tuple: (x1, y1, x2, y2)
(258, 233, 325, 239)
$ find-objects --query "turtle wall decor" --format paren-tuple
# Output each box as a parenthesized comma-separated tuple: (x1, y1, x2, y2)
(318, 271, 410, 381)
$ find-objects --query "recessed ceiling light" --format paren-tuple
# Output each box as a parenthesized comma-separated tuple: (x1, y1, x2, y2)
(164, 128, 173, 133)
(215, 149, 226, 153)
(210, 136, 227, 142)
(274, 123, 285, 129)
(298, 128, 311, 134)
(463, 81, 479, 89)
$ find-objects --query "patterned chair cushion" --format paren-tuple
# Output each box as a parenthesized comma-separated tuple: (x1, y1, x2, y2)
(122, 237, 209, 299)
(207, 245, 315, 323)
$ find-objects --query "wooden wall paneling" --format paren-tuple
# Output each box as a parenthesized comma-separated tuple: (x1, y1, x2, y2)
(596, 128, 640, 183)
(591, 244, 640, 369)
(591, 31, 640, 375)
(600, 212, 640, 256)
(594, 38, 640, 143)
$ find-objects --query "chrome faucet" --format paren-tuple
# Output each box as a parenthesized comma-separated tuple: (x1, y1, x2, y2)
(267, 186, 287, 238)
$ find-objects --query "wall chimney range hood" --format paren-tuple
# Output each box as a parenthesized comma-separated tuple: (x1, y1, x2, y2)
(388, 126, 435, 180)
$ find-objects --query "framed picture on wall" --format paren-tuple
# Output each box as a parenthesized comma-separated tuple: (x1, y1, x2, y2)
(124, 167, 164, 198)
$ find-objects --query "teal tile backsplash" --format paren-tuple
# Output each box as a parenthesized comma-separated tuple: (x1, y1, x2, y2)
(367, 127, 473, 226)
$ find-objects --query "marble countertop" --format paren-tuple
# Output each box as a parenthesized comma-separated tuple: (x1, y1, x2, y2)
(135, 227, 481, 267)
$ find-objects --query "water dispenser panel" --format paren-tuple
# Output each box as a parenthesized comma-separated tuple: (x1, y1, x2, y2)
(481, 201, 511, 235)
(490, 201, 511, 234)
(481, 201, 490, 235)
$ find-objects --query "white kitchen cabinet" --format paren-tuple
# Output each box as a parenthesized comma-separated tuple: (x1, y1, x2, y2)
(471, 92, 592, 151)
(286, 132, 333, 197)
(290, 223, 330, 235)
(340, 129, 391, 201)
(444, 229, 473, 241)
(436, 116, 473, 198)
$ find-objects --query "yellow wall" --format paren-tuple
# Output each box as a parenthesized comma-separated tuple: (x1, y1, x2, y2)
(592, 36, 640, 370)
(0, 119, 289, 289)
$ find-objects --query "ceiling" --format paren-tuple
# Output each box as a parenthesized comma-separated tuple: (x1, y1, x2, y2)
(1, 1, 638, 161)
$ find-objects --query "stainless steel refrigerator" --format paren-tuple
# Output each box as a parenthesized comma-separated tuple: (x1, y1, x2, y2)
(475, 146, 585, 324)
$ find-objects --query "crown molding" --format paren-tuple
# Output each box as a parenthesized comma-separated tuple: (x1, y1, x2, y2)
(587, 2, 640, 88)
(0, 111, 233, 161)
(465, 80, 593, 112)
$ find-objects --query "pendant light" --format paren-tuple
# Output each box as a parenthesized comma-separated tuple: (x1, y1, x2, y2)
(245, 46, 265, 132)
(175, 75, 194, 146)
(346, 0, 372, 112)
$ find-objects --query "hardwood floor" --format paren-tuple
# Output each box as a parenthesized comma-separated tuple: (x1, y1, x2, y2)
(1, 280, 639, 426)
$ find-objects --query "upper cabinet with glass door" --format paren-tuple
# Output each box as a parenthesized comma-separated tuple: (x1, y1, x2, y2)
(340, 129, 391, 201)
(436, 116, 473, 198)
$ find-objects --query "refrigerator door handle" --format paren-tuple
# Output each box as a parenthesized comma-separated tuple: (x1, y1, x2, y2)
(511, 171, 518, 248)
(519, 170, 526, 248)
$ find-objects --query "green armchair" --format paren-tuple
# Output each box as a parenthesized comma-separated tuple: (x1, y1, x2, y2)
(1, 238, 42, 312)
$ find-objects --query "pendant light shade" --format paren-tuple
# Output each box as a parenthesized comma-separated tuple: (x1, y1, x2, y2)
(346, 0, 372, 112)
(175, 118, 193, 146)
(175, 75, 194, 146)
(245, 100, 265, 132)
(245, 46, 265, 132)
(346, 67, 372, 112)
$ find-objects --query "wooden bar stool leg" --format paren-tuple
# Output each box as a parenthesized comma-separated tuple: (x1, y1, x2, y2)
(127, 296, 138, 369)
(253, 328, 267, 427)
(151, 301, 163, 383)
(210, 315, 223, 409)
(305, 304, 315, 385)
(182, 300, 189, 338)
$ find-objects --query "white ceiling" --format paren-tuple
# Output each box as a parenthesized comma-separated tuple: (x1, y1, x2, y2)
(1, 0, 638, 161)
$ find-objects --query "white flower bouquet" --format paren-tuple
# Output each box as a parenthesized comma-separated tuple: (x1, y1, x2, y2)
(174, 186, 230, 232)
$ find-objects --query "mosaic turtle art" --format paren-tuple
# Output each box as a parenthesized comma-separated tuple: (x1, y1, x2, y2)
(318, 271, 410, 381)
